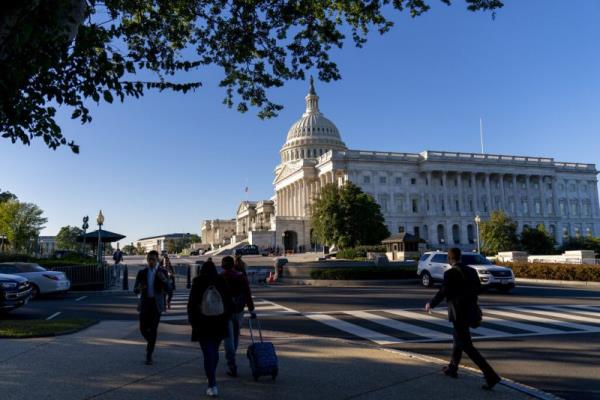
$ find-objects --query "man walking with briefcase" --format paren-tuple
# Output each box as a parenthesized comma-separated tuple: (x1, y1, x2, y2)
(425, 247, 501, 390)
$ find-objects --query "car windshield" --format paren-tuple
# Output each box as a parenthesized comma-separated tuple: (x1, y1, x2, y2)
(462, 254, 492, 265)
(19, 264, 47, 272)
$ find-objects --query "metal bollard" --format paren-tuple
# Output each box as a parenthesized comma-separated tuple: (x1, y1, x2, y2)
(122, 265, 129, 291)
(187, 265, 192, 289)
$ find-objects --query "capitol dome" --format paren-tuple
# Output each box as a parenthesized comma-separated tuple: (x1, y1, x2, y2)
(280, 77, 347, 163)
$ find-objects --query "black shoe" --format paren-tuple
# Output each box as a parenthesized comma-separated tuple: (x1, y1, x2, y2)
(226, 366, 238, 377)
(482, 375, 501, 390)
(145, 354, 153, 365)
(442, 366, 458, 378)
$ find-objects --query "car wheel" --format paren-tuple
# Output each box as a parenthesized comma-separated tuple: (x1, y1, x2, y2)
(30, 284, 40, 299)
(421, 271, 433, 288)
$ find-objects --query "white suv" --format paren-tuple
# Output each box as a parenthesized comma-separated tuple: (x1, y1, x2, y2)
(417, 251, 515, 292)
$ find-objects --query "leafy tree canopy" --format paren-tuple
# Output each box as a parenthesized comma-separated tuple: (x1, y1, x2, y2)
(0, 189, 18, 203)
(560, 236, 600, 255)
(520, 225, 556, 255)
(0, 199, 47, 253)
(0, 0, 503, 153)
(122, 244, 138, 255)
(479, 210, 519, 255)
(311, 182, 389, 249)
(166, 234, 201, 254)
(55, 225, 85, 251)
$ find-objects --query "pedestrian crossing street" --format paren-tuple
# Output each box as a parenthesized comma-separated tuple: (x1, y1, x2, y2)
(160, 291, 300, 322)
(304, 304, 600, 346)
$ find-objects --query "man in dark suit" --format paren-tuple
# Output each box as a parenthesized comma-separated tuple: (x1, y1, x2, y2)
(426, 247, 501, 390)
(134, 250, 170, 365)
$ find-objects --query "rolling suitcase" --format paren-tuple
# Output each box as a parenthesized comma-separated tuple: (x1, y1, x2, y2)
(246, 317, 278, 381)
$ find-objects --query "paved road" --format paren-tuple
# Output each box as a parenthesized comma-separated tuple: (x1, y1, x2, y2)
(5, 278, 600, 399)
(249, 283, 600, 400)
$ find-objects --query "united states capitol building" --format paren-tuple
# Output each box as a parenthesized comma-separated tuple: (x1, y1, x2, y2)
(202, 79, 600, 252)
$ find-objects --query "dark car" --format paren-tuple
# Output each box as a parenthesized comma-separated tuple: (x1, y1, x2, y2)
(235, 245, 260, 256)
(0, 273, 32, 312)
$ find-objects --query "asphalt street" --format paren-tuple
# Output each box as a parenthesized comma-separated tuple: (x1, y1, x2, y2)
(4, 267, 600, 399)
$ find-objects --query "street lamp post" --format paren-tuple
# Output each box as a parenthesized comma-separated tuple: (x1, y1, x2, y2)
(474, 214, 481, 254)
(96, 210, 104, 265)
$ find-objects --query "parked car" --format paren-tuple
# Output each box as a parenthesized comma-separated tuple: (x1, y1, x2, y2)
(417, 251, 515, 292)
(235, 245, 260, 256)
(0, 272, 31, 312)
(0, 263, 71, 298)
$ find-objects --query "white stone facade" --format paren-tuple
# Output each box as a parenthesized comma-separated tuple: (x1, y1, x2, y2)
(270, 79, 600, 251)
(200, 219, 236, 250)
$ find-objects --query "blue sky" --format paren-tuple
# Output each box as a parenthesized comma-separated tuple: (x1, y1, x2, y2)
(1, 1, 599, 245)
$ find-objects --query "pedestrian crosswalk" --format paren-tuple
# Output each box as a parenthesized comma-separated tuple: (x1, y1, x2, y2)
(304, 304, 600, 345)
(156, 292, 600, 345)
(160, 291, 300, 322)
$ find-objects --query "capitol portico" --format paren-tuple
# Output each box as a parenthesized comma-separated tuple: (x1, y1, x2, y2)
(203, 78, 600, 252)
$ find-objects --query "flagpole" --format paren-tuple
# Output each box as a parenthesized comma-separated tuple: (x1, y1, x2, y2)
(480, 117, 484, 154)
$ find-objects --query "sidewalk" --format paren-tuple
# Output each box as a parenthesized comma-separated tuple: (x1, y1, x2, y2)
(0, 321, 538, 400)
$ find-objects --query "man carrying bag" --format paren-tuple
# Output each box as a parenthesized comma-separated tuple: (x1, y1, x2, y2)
(425, 247, 501, 390)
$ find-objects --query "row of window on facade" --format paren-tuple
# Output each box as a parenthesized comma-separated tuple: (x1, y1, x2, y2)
(360, 174, 593, 193)
(284, 148, 331, 161)
(397, 223, 594, 245)
(371, 193, 594, 217)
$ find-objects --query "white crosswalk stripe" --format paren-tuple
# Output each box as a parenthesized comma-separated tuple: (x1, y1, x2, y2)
(303, 304, 600, 346)
(160, 292, 298, 322)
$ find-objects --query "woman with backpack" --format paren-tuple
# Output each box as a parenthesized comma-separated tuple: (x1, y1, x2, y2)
(187, 260, 233, 397)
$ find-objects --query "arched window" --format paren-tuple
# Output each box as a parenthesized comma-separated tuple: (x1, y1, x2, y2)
(549, 225, 556, 240)
(437, 224, 445, 245)
(452, 224, 460, 244)
(467, 224, 475, 244)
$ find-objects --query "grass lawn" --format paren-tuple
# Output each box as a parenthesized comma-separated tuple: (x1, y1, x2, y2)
(0, 319, 97, 338)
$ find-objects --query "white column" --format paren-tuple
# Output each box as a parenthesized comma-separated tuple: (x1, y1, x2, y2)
(457, 172, 464, 216)
(552, 176, 559, 218)
(592, 179, 600, 217)
(512, 175, 519, 216)
(485, 173, 492, 215)
(293, 183, 298, 216)
(471, 173, 479, 214)
(442, 172, 449, 216)
(500, 174, 506, 212)
(526, 175, 534, 217)
(426, 172, 433, 216)
(539, 175, 546, 217)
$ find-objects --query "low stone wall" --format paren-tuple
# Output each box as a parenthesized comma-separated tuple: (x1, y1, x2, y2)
(281, 260, 417, 280)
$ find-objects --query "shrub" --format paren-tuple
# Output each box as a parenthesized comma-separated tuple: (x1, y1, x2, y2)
(505, 261, 600, 282)
(310, 266, 417, 280)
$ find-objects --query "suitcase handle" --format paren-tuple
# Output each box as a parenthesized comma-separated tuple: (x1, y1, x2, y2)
(248, 316, 263, 344)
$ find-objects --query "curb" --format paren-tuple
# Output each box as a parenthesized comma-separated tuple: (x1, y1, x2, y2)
(516, 278, 600, 288)
(0, 319, 99, 339)
(281, 278, 420, 287)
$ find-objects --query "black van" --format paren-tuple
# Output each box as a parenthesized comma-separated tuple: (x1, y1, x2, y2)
(0, 273, 32, 312)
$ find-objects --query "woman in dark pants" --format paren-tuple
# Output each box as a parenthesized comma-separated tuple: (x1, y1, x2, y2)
(187, 260, 233, 397)
(161, 254, 175, 309)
